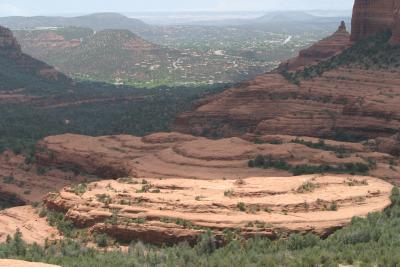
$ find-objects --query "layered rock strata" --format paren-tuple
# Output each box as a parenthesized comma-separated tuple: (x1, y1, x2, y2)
(44, 176, 392, 244)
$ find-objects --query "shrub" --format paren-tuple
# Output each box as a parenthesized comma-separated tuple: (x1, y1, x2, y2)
(224, 190, 234, 197)
(2, 176, 15, 184)
(237, 202, 246, 212)
(249, 155, 369, 175)
(296, 182, 320, 193)
(46, 211, 75, 237)
(71, 183, 87, 195)
(327, 202, 338, 211)
(95, 233, 108, 248)
(96, 194, 112, 205)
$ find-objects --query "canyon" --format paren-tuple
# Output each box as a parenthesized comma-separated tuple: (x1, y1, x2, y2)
(1, 0, 400, 252)
(0, 132, 397, 244)
(174, 0, 400, 140)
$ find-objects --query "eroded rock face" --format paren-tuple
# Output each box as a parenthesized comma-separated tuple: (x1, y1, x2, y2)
(0, 206, 60, 245)
(351, 0, 400, 43)
(174, 67, 400, 142)
(391, 7, 400, 43)
(0, 150, 97, 205)
(35, 132, 400, 184)
(279, 22, 351, 71)
(36, 132, 290, 180)
(44, 176, 392, 244)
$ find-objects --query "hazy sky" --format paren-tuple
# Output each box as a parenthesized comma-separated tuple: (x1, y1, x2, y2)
(0, 0, 354, 16)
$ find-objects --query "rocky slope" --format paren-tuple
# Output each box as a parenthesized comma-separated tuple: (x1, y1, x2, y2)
(174, 66, 400, 141)
(0, 206, 59, 245)
(279, 22, 351, 71)
(0, 150, 97, 207)
(44, 175, 392, 244)
(0, 131, 396, 246)
(4, 129, 398, 205)
(34, 132, 400, 184)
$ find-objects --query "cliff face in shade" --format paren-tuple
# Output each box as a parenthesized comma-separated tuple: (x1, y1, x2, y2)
(351, 0, 400, 43)
(0, 25, 21, 57)
(279, 21, 351, 71)
(0, 24, 71, 88)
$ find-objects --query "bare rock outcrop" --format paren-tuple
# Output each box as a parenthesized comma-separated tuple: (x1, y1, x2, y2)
(0, 150, 97, 205)
(0, 260, 60, 267)
(34, 132, 400, 184)
(351, 0, 400, 44)
(174, 1, 400, 140)
(174, 67, 400, 142)
(279, 21, 351, 71)
(44, 176, 393, 244)
(0, 206, 60, 245)
(391, 6, 400, 43)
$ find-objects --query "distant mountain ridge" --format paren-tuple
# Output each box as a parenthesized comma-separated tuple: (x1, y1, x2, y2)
(0, 13, 149, 33)
(180, 11, 350, 30)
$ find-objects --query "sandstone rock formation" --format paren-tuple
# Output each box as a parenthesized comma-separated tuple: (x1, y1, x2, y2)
(391, 5, 400, 43)
(279, 21, 351, 71)
(35, 132, 400, 184)
(351, 0, 400, 44)
(173, 1, 400, 141)
(0, 150, 97, 205)
(0, 131, 397, 246)
(36, 132, 291, 180)
(44, 175, 392, 244)
(0, 206, 59, 245)
(174, 67, 400, 142)
(0, 260, 60, 267)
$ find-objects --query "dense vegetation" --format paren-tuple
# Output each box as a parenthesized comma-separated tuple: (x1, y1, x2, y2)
(248, 155, 370, 176)
(0, 53, 71, 93)
(290, 138, 348, 157)
(0, 187, 399, 266)
(0, 199, 14, 210)
(0, 48, 230, 153)
(0, 82, 229, 154)
(282, 31, 399, 84)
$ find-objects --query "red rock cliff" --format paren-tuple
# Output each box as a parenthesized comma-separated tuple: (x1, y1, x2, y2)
(391, 4, 400, 43)
(351, 0, 400, 43)
(279, 21, 351, 71)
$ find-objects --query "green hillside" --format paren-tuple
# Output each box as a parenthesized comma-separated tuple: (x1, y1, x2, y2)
(46, 29, 178, 85)
(0, 24, 230, 153)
